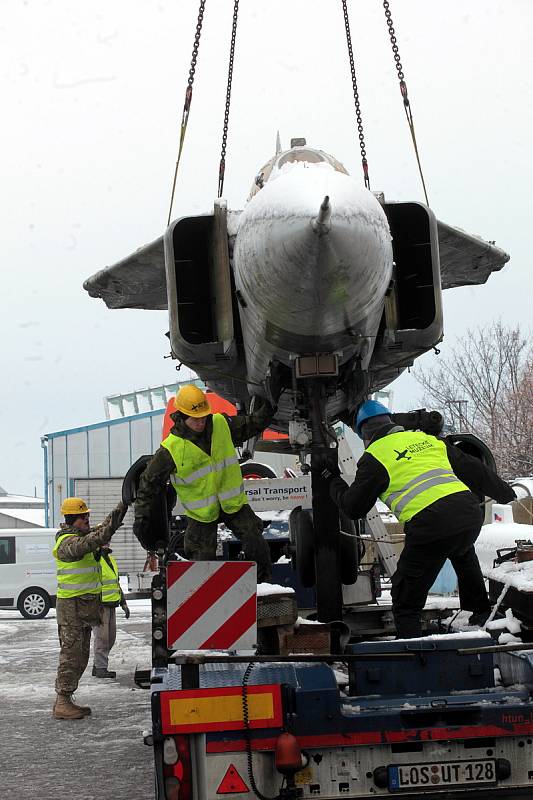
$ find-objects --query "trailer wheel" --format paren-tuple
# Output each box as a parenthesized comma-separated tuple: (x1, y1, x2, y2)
(18, 588, 51, 619)
(289, 507, 316, 588)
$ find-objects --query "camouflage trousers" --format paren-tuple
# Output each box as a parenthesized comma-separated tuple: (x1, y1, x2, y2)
(55, 623, 92, 695)
(184, 503, 272, 582)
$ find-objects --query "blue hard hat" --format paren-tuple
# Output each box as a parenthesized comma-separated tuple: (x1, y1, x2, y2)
(354, 399, 391, 438)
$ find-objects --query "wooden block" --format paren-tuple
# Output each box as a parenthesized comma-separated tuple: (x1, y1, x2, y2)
(278, 622, 331, 656)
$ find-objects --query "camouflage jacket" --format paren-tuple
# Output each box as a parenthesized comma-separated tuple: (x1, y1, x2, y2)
(55, 517, 116, 562)
(134, 400, 274, 521)
(54, 520, 113, 628)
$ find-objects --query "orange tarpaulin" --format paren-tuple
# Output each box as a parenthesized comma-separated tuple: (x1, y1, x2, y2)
(162, 392, 288, 441)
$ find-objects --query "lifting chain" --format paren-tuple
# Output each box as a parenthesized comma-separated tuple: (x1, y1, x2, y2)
(382, 0, 429, 205)
(341, 0, 370, 189)
(167, 0, 206, 226)
(218, 0, 240, 197)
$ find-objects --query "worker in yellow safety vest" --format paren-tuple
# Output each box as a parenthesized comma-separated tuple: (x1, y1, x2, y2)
(91, 546, 130, 679)
(52, 497, 127, 720)
(134, 385, 275, 581)
(321, 400, 516, 638)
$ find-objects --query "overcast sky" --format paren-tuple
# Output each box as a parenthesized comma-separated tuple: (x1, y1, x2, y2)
(2, 0, 532, 496)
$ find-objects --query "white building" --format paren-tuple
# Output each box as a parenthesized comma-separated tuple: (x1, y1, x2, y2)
(0, 487, 45, 529)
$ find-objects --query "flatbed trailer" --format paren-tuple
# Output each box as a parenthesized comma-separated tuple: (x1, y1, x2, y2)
(137, 556, 533, 800)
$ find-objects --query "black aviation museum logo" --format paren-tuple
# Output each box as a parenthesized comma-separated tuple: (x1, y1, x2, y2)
(394, 449, 411, 461)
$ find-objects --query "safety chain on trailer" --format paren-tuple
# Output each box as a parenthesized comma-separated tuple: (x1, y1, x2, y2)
(341, 0, 370, 189)
(218, 0, 240, 197)
(382, 0, 429, 205)
(167, 0, 207, 226)
(242, 662, 282, 800)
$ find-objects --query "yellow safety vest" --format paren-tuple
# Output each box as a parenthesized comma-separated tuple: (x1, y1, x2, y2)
(367, 430, 469, 523)
(161, 413, 247, 523)
(53, 533, 101, 599)
(100, 554, 121, 605)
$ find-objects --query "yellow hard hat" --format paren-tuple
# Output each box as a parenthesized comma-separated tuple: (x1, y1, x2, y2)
(174, 385, 211, 418)
(61, 497, 90, 516)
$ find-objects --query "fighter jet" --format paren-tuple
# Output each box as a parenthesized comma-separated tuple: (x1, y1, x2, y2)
(84, 137, 509, 456)
(85, 138, 510, 624)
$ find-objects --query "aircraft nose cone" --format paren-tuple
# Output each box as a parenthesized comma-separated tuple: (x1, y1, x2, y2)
(233, 165, 393, 343)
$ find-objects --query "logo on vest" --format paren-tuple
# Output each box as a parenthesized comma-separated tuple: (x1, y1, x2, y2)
(394, 448, 412, 461)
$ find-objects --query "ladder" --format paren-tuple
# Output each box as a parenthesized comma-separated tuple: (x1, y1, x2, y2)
(336, 432, 399, 578)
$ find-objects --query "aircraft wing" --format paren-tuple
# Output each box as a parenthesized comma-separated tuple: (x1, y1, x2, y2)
(83, 217, 510, 311)
(437, 220, 510, 289)
(83, 236, 167, 310)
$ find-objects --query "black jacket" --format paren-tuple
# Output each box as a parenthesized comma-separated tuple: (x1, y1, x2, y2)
(329, 424, 515, 538)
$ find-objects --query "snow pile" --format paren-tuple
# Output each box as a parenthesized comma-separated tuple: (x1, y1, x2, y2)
(486, 608, 522, 634)
(485, 558, 533, 592)
(393, 630, 492, 644)
(475, 521, 533, 572)
(511, 477, 533, 499)
(257, 582, 295, 596)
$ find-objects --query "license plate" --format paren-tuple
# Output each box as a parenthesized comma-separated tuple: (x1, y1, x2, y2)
(388, 759, 497, 791)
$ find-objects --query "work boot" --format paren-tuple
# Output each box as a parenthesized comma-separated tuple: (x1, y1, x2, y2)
(92, 666, 116, 678)
(52, 693, 87, 720)
(468, 610, 491, 627)
(70, 695, 92, 716)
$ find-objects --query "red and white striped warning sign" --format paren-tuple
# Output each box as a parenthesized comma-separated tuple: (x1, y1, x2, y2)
(166, 561, 257, 651)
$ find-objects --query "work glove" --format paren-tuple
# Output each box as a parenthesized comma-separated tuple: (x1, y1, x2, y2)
(310, 454, 341, 481)
(121, 603, 130, 620)
(109, 501, 128, 532)
(319, 465, 341, 481)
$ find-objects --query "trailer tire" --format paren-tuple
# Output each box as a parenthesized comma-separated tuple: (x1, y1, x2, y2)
(18, 587, 51, 620)
(339, 514, 359, 586)
(290, 507, 316, 588)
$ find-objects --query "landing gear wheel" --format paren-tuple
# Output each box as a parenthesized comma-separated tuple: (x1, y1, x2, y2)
(241, 461, 277, 479)
(339, 513, 360, 586)
(18, 588, 50, 619)
(289, 507, 316, 588)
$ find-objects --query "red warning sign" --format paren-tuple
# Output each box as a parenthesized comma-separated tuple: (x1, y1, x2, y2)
(216, 764, 250, 794)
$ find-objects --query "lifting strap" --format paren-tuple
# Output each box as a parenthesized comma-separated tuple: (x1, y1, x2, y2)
(167, 0, 206, 226)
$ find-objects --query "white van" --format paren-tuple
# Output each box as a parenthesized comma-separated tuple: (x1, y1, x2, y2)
(0, 528, 57, 619)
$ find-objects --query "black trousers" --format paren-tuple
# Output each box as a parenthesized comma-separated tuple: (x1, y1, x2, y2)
(391, 493, 490, 638)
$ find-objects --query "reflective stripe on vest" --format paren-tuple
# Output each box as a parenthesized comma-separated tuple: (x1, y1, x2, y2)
(366, 430, 469, 523)
(161, 414, 247, 523)
(100, 554, 121, 604)
(53, 533, 101, 598)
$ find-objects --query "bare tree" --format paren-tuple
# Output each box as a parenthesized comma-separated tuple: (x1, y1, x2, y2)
(498, 356, 533, 476)
(414, 321, 532, 477)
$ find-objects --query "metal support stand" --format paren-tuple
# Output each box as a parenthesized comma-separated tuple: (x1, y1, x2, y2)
(311, 464, 342, 627)
(307, 381, 343, 637)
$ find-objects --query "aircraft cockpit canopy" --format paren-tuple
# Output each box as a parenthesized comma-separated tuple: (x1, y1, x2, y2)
(248, 141, 349, 200)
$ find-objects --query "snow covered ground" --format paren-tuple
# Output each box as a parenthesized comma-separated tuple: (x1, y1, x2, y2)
(0, 600, 154, 800)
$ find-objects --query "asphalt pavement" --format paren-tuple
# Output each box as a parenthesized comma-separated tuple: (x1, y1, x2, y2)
(0, 602, 154, 800)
